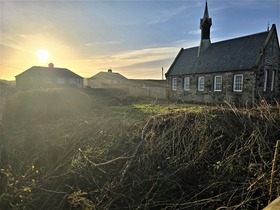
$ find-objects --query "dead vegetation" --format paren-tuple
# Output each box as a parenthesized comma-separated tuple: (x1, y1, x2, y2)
(89, 105, 280, 210)
(0, 89, 280, 209)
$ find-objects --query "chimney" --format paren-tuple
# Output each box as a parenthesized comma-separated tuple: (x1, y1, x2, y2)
(108, 69, 112, 73)
(48, 63, 54, 68)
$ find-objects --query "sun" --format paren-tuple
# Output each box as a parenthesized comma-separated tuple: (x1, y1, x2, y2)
(36, 49, 49, 63)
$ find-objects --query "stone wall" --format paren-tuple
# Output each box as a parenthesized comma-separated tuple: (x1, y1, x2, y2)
(128, 86, 167, 100)
(255, 29, 280, 102)
(167, 70, 256, 106)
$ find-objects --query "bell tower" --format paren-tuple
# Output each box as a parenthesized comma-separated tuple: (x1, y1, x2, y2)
(198, 0, 212, 56)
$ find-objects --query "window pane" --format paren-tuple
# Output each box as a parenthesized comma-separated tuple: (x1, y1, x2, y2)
(264, 70, 268, 91)
(271, 71, 275, 91)
(172, 78, 177, 90)
(198, 76, 204, 91)
(233, 75, 243, 92)
(214, 76, 222, 91)
(184, 77, 190, 91)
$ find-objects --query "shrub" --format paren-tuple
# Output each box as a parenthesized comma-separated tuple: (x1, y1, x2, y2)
(2, 88, 91, 123)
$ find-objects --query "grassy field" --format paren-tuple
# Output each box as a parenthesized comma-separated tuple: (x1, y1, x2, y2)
(0, 88, 279, 209)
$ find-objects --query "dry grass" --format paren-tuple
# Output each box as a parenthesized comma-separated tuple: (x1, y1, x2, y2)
(0, 90, 280, 209)
(92, 105, 280, 210)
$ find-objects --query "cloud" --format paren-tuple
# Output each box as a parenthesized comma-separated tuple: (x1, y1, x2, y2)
(148, 6, 186, 25)
(85, 40, 123, 46)
(97, 47, 178, 67)
(81, 46, 179, 78)
(189, 30, 200, 35)
(0, 34, 28, 52)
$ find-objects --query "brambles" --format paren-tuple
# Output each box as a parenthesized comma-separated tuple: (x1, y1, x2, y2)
(1, 90, 280, 209)
(93, 106, 280, 209)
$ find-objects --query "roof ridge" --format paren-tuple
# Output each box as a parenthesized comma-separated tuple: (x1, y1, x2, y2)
(182, 31, 269, 51)
(183, 46, 199, 50)
(211, 31, 269, 45)
(16, 66, 83, 78)
(31, 66, 68, 69)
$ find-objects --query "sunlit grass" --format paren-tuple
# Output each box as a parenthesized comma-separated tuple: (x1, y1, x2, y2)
(132, 103, 203, 115)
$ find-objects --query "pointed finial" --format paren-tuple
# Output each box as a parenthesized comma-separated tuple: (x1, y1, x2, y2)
(267, 22, 270, 31)
(203, 0, 209, 19)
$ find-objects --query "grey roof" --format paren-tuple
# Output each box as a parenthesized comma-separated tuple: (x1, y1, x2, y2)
(16, 66, 83, 79)
(89, 71, 128, 81)
(166, 31, 270, 76)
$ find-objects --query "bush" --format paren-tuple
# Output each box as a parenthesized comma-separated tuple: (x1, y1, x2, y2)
(2, 88, 91, 123)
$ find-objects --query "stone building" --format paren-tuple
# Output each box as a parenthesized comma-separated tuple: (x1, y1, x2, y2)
(165, 2, 280, 106)
(16, 63, 84, 89)
(87, 69, 129, 89)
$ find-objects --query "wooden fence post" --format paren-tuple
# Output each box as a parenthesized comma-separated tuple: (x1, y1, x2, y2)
(269, 140, 280, 204)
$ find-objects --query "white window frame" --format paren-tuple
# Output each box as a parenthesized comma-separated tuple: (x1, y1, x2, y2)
(198, 76, 204, 91)
(214, 76, 222, 92)
(172, 78, 177, 91)
(264, 70, 268, 92)
(183, 77, 190, 91)
(233, 74, 243, 92)
(271, 70, 275, 91)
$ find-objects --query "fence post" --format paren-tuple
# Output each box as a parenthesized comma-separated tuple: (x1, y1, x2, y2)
(269, 140, 280, 204)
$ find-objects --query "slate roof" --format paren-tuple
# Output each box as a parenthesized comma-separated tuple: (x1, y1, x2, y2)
(16, 66, 83, 79)
(166, 30, 270, 76)
(89, 71, 128, 82)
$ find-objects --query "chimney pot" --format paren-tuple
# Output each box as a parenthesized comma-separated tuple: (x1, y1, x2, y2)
(48, 63, 54, 68)
(108, 69, 112, 73)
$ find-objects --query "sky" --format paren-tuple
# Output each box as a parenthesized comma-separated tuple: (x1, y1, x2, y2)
(0, 0, 279, 80)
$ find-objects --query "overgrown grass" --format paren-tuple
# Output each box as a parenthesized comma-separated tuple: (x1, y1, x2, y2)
(1, 90, 280, 209)
(92, 106, 280, 210)
(3, 88, 91, 123)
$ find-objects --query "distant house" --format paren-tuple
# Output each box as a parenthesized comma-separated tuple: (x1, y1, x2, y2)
(88, 70, 167, 99)
(16, 63, 84, 89)
(88, 69, 129, 88)
(165, 2, 280, 106)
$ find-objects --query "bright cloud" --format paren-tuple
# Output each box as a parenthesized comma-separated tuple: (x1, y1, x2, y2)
(91, 47, 179, 69)
(79, 47, 179, 79)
